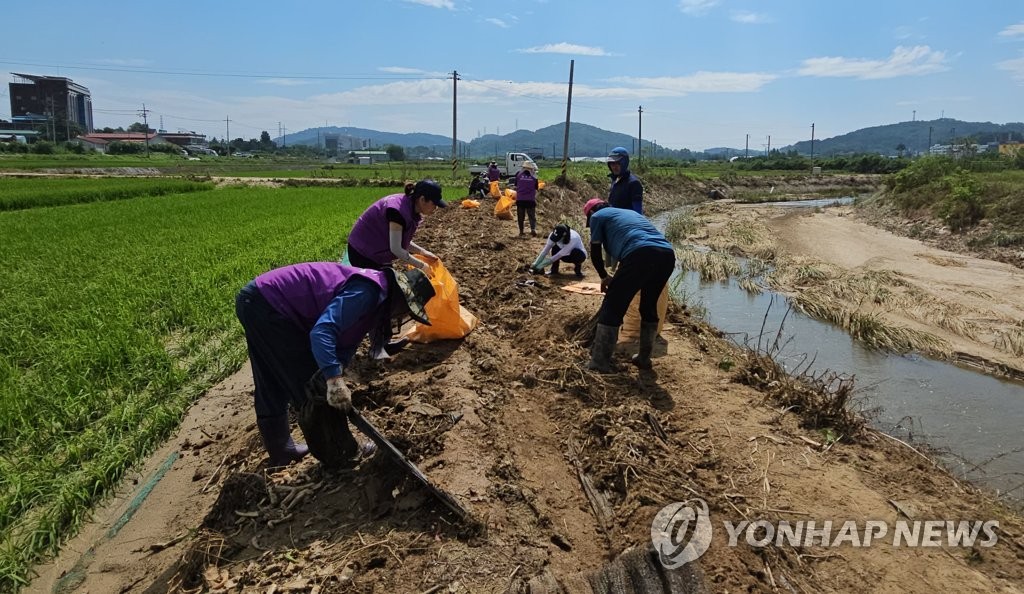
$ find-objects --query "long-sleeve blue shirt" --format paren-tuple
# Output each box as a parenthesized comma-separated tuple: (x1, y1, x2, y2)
(310, 276, 381, 378)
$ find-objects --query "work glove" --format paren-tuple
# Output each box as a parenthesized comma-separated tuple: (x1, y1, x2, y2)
(325, 375, 352, 412)
(600, 276, 612, 293)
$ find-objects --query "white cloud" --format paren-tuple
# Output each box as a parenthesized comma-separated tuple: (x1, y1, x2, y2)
(516, 43, 612, 56)
(997, 55, 1024, 83)
(378, 66, 447, 77)
(256, 78, 314, 86)
(730, 11, 771, 24)
(609, 71, 777, 94)
(998, 23, 1024, 38)
(679, 0, 719, 16)
(402, 0, 454, 9)
(486, 18, 510, 28)
(798, 45, 948, 79)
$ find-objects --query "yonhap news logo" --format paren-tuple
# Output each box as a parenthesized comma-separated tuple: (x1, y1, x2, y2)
(651, 499, 1000, 568)
(650, 498, 713, 568)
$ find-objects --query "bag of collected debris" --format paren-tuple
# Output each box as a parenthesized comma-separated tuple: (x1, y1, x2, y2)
(619, 285, 669, 344)
(298, 371, 360, 468)
(460, 199, 480, 209)
(489, 180, 501, 198)
(494, 189, 516, 220)
(405, 256, 479, 342)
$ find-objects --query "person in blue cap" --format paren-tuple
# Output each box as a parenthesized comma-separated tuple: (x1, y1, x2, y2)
(605, 147, 644, 215)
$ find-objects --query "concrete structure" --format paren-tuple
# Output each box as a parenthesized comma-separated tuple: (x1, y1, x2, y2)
(346, 150, 389, 164)
(155, 131, 207, 148)
(9, 73, 93, 133)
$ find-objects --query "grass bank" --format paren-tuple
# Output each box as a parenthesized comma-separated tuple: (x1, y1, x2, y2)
(0, 185, 386, 589)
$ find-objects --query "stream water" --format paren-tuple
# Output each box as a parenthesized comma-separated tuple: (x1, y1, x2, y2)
(655, 199, 1024, 503)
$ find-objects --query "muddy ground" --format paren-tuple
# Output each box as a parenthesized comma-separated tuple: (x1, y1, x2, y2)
(28, 180, 1024, 593)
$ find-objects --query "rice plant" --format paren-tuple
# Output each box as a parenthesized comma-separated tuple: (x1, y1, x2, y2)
(0, 184, 382, 589)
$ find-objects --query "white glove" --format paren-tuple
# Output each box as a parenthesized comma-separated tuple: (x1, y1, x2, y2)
(325, 376, 352, 412)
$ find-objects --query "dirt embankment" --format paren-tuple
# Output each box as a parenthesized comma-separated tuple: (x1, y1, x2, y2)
(681, 200, 1024, 379)
(29, 183, 1024, 593)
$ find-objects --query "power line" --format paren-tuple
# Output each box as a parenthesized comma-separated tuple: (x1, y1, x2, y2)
(0, 59, 444, 81)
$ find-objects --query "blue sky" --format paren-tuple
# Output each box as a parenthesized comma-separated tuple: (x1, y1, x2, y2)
(2, 1, 1022, 151)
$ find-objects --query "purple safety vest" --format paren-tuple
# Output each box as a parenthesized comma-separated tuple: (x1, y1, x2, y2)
(346, 193, 420, 267)
(255, 262, 390, 349)
(515, 171, 538, 203)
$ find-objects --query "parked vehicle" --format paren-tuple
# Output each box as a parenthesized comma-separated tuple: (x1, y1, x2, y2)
(468, 153, 538, 178)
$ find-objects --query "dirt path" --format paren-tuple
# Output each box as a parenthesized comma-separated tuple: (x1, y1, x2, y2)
(27, 188, 1024, 593)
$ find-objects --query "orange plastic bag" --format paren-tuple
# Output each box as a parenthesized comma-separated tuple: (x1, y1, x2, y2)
(494, 188, 516, 220)
(460, 199, 480, 209)
(405, 257, 479, 343)
(489, 180, 501, 198)
(538, 180, 546, 190)
(619, 285, 669, 343)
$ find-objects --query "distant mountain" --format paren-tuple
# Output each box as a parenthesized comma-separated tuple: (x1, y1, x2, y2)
(783, 119, 1024, 156)
(703, 147, 746, 157)
(280, 118, 1024, 160)
(278, 126, 452, 150)
(280, 121, 683, 160)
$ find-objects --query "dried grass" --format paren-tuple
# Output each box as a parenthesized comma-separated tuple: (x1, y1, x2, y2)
(995, 326, 1024, 357)
(794, 294, 947, 355)
(676, 247, 741, 282)
(736, 353, 865, 440)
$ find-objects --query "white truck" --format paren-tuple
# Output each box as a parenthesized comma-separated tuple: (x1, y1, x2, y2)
(468, 152, 538, 178)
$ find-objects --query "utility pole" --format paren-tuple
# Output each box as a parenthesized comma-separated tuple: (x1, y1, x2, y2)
(928, 126, 933, 153)
(809, 123, 815, 163)
(767, 135, 771, 155)
(451, 70, 459, 180)
(140, 103, 151, 158)
(560, 59, 574, 183)
(637, 105, 643, 165)
(745, 134, 749, 159)
(225, 116, 231, 157)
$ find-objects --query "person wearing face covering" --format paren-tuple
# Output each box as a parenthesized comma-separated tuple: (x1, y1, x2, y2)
(235, 263, 435, 467)
(605, 147, 644, 215)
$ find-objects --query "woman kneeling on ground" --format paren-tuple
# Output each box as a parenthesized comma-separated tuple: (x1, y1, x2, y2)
(530, 223, 588, 277)
(236, 262, 435, 467)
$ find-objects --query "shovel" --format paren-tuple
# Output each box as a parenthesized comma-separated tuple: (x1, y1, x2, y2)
(347, 408, 471, 522)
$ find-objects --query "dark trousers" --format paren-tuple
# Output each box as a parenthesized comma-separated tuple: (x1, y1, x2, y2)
(516, 201, 537, 233)
(598, 246, 675, 326)
(346, 244, 384, 270)
(551, 247, 586, 274)
(235, 282, 319, 418)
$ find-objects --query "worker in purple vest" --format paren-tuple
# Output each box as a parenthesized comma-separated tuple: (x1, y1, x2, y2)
(345, 179, 447, 275)
(514, 161, 540, 236)
(235, 262, 435, 467)
(486, 161, 501, 182)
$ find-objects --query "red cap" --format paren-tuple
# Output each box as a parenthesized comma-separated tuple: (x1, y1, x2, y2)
(583, 198, 605, 218)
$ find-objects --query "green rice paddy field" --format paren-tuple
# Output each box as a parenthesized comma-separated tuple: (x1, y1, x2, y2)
(0, 181, 386, 589)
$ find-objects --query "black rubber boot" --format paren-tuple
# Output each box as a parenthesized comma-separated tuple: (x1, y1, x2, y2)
(631, 321, 659, 370)
(588, 323, 620, 373)
(256, 415, 309, 468)
(384, 337, 410, 356)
